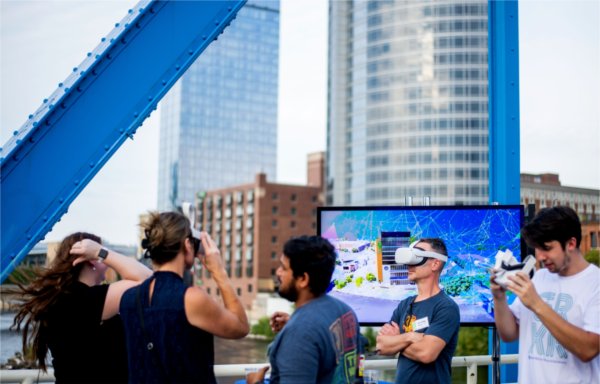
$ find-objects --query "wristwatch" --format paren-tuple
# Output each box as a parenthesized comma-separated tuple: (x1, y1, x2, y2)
(97, 248, 109, 262)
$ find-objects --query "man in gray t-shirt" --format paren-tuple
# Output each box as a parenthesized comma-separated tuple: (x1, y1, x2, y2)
(247, 236, 360, 384)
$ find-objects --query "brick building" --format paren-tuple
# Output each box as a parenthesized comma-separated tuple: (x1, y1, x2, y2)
(520, 173, 599, 254)
(194, 173, 324, 309)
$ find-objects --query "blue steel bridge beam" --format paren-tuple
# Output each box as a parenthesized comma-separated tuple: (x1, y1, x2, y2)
(0, 0, 246, 282)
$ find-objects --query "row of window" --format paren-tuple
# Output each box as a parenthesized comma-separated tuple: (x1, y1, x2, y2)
(366, 2, 487, 18)
(367, 68, 487, 90)
(365, 167, 488, 183)
(366, 36, 487, 59)
(366, 19, 487, 44)
(366, 118, 487, 136)
(366, 151, 487, 167)
(366, 184, 488, 200)
(206, 284, 254, 298)
(366, 134, 487, 152)
(368, 84, 488, 103)
(366, 101, 488, 121)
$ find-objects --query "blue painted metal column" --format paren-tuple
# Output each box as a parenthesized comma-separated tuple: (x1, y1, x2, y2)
(0, 0, 246, 282)
(488, 0, 520, 383)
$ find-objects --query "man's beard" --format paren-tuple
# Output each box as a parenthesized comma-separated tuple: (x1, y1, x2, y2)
(277, 282, 298, 302)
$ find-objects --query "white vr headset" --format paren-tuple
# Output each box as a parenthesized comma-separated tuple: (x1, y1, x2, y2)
(395, 241, 448, 266)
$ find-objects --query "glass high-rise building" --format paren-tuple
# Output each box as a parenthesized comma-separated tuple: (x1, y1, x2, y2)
(327, 1, 489, 206)
(158, 0, 279, 211)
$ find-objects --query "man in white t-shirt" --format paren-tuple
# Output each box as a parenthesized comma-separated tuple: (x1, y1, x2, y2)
(491, 206, 600, 383)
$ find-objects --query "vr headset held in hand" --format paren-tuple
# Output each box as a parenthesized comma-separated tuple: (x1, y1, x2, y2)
(182, 202, 205, 255)
(395, 241, 448, 266)
(492, 250, 535, 289)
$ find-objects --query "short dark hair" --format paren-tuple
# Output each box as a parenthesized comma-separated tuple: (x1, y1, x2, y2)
(283, 236, 336, 296)
(522, 206, 582, 250)
(417, 238, 448, 256)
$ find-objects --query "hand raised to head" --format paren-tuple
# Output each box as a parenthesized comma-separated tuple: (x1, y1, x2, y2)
(70, 239, 102, 266)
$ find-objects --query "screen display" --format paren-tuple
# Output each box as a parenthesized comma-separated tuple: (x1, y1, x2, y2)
(318, 205, 525, 325)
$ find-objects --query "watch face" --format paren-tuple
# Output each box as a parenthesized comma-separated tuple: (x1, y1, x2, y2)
(98, 248, 109, 260)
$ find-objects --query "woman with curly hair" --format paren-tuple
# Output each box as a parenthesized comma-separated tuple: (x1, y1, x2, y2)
(119, 211, 249, 383)
(11, 232, 152, 383)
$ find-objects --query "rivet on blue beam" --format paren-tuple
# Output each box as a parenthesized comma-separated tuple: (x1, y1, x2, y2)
(89, 162, 95, 168)
(10, 253, 15, 260)
(27, 235, 32, 240)
(110, 38, 115, 43)
(228, 7, 232, 11)
(135, 22, 141, 29)
(74, 180, 80, 185)
(33, 121, 38, 127)
(92, 69, 98, 76)
(101, 37, 106, 42)
(134, 112, 139, 117)
(104, 145, 109, 151)
(59, 83, 63, 88)
(115, 23, 120, 28)
(119, 128, 124, 133)
(188, 50, 193, 56)
(61, 103, 67, 109)
(127, 133, 134, 140)
(43, 99, 48, 103)
(175, 65, 180, 71)
(87, 52, 92, 57)
(59, 198, 64, 203)
(73, 67, 78, 72)
(107, 53, 112, 60)
(65, 87, 70, 92)
(95, 54, 100, 59)
(148, 96, 153, 101)
(162, 80, 167, 86)
(29, 137, 35, 143)
(13, 130, 19, 136)
(42, 216, 48, 222)
(28, 115, 33, 119)
(214, 20, 219, 26)
(121, 38, 128, 44)
(128, 9, 133, 14)
(48, 104, 54, 110)
(202, 35, 207, 40)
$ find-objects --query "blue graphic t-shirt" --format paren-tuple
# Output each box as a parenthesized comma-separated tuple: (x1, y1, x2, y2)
(268, 295, 360, 383)
(390, 290, 460, 384)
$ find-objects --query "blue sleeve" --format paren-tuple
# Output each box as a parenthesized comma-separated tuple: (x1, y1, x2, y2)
(425, 300, 460, 343)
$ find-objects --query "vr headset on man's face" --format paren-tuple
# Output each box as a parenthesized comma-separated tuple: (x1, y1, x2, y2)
(395, 241, 448, 266)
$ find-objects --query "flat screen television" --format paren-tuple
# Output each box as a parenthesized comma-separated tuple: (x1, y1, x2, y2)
(317, 205, 525, 326)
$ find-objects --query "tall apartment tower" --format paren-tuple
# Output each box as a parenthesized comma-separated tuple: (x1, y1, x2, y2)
(327, 1, 490, 206)
(158, 0, 280, 211)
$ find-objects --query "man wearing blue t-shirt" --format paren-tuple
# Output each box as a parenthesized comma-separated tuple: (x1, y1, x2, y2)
(376, 238, 460, 384)
(247, 236, 360, 384)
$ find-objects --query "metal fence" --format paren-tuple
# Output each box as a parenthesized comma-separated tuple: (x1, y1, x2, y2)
(0, 354, 518, 384)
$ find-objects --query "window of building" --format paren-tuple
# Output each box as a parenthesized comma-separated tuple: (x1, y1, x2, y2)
(236, 288, 242, 296)
(248, 284, 253, 293)
(271, 251, 277, 260)
(206, 287, 211, 295)
(272, 219, 278, 227)
(291, 193, 297, 201)
(272, 236, 277, 244)
(272, 206, 278, 214)
(271, 268, 276, 276)
(290, 221, 296, 228)
(291, 207, 296, 215)
(272, 192, 278, 200)
(312, 195, 318, 203)
(247, 190, 254, 202)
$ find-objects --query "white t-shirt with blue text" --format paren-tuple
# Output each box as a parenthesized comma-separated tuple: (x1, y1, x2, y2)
(510, 264, 600, 383)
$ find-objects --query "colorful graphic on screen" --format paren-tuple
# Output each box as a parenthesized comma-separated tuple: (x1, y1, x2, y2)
(318, 205, 524, 325)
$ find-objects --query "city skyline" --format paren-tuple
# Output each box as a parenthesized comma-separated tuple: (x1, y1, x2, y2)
(1, 0, 598, 245)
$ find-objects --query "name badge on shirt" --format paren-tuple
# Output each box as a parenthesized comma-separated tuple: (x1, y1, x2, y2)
(414, 317, 429, 331)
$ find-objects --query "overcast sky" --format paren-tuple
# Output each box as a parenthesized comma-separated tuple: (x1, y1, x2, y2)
(1, 0, 598, 246)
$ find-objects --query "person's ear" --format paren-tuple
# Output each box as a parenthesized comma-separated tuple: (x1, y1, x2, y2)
(296, 272, 310, 289)
(566, 237, 577, 252)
